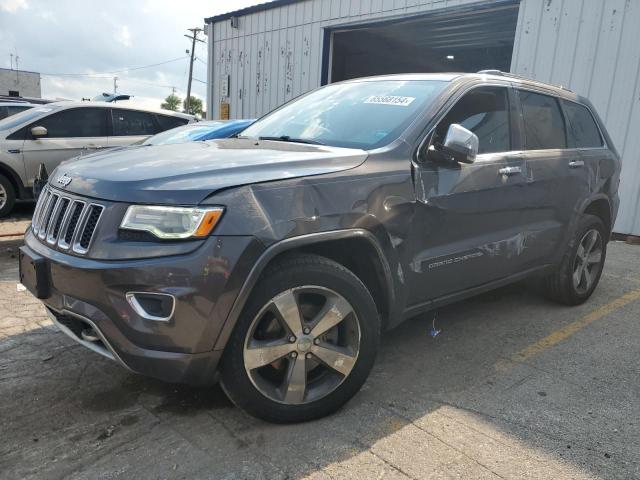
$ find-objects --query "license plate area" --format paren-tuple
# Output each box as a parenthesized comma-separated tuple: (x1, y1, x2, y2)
(18, 246, 51, 299)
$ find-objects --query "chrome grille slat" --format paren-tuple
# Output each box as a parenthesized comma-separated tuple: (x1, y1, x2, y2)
(33, 189, 51, 234)
(47, 197, 70, 244)
(73, 204, 104, 254)
(38, 193, 59, 239)
(58, 200, 84, 249)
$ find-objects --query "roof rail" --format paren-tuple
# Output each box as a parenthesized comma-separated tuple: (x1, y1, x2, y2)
(476, 70, 572, 92)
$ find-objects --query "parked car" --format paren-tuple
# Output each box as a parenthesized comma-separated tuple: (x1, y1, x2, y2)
(0, 102, 35, 120)
(0, 102, 194, 216)
(19, 72, 620, 423)
(139, 119, 255, 146)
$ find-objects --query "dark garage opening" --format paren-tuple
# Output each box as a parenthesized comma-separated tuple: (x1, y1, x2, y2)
(329, 2, 519, 82)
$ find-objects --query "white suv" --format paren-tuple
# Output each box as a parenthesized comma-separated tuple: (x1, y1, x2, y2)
(0, 102, 193, 216)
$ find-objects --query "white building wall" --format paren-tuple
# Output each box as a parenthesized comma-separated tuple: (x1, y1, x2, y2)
(510, 0, 640, 235)
(0, 69, 41, 98)
(208, 0, 640, 235)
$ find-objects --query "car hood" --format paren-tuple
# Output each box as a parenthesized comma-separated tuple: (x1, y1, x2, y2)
(51, 139, 368, 204)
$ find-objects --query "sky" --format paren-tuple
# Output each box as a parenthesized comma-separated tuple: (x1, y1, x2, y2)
(0, 0, 258, 111)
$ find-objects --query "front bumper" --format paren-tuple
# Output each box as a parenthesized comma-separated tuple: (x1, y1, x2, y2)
(23, 229, 263, 385)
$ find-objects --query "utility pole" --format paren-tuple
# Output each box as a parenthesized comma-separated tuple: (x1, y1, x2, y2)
(113, 76, 118, 94)
(184, 28, 204, 114)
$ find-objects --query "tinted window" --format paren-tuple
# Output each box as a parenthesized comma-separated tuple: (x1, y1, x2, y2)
(112, 109, 158, 136)
(8, 105, 31, 116)
(520, 91, 567, 150)
(241, 80, 448, 149)
(0, 107, 7, 120)
(156, 115, 189, 131)
(35, 108, 108, 138)
(434, 87, 511, 154)
(562, 100, 602, 148)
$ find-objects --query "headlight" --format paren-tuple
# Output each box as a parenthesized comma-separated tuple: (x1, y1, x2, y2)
(120, 205, 224, 239)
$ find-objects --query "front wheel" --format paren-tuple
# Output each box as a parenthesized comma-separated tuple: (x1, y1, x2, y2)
(220, 254, 380, 423)
(544, 214, 607, 305)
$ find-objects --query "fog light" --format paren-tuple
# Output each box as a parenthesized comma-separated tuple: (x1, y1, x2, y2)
(126, 292, 175, 322)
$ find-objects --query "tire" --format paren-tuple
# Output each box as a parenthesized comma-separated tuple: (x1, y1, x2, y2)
(544, 214, 607, 305)
(220, 253, 380, 423)
(0, 174, 16, 218)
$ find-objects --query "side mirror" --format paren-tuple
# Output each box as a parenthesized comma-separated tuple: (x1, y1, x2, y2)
(442, 124, 478, 164)
(31, 126, 48, 138)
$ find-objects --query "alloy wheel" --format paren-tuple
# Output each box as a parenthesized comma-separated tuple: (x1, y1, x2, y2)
(572, 228, 603, 294)
(0, 183, 6, 210)
(243, 286, 361, 405)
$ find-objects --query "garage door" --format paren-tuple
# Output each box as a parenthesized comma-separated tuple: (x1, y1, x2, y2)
(329, 2, 520, 83)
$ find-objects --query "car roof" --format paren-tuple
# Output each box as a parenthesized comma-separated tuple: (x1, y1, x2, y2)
(338, 72, 579, 101)
(0, 102, 36, 107)
(43, 101, 194, 119)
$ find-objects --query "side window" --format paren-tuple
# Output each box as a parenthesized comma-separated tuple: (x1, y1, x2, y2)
(433, 87, 511, 154)
(562, 100, 603, 148)
(112, 109, 158, 136)
(156, 115, 188, 131)
(34, 108, 108, 138)
(519, 91, 567, 150)
(0, 106, 7, 120)
(7, 105, 31, 116)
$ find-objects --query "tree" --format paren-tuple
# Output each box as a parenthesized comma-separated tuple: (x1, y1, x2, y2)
(183, 96, 203, 116)
(161, 94, 181, 111)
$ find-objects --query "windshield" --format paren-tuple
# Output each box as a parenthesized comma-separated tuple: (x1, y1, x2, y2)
(141, 122, 226, 146)
(241, 80, 447, 149)
(0, 104, 63, 132)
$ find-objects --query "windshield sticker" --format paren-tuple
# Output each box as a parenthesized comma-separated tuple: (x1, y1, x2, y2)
(365, 95, 416, 106)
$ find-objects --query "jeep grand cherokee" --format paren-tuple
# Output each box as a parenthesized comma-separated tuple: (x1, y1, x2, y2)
(19, 72, 620, 423)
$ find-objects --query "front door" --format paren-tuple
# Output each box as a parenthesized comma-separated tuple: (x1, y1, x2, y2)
(22, 107, 109, 186)
(408, 85, 528, 305)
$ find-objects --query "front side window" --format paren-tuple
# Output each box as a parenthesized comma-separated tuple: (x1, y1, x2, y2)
(520, 91, 567, 150)
(241, 79, 448, 149)
(34, 108, 108, 138)
(433, 86, 511, 154)
(112, 109, 158, 136)
(562, 100, 603, 148)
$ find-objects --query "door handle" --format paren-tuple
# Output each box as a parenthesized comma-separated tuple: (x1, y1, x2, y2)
(7, 149, 20, 154)
(498, 166, 522, 176)
(569, 160, 584, 168)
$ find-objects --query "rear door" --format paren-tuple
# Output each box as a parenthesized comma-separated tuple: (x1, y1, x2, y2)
(409, 84, 528, 304)
(515, 89, 585, 268)
(108, 109, 159, 147)
(21, 107, 109, 185)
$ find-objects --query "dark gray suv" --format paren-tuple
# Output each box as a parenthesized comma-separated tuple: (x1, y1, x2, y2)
(19, 72, 620, 423)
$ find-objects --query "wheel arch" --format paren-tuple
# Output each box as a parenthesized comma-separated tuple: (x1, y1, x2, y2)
(0, 162, 27, 199)
(580, 195, 612, 240)
(213, 229, 394, 351)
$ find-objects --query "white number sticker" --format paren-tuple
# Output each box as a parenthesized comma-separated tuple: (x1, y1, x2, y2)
(364, 95, 416, 106)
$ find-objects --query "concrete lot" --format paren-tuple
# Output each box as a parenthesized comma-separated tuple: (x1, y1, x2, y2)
(1, 204, 639, 480)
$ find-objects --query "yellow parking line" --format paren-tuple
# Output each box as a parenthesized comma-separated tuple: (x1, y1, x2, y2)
(512, 288, 640, 363)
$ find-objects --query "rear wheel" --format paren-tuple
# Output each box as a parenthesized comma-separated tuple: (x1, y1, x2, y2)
(0, 174, 16, 218)
(220, 254, 380, 423)
(544, 214, 607, 305)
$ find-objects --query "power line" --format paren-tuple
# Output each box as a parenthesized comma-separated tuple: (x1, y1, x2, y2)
(39, 56, 188, 77)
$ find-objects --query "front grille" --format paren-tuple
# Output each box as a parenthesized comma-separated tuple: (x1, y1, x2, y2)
(32, 186, 104, 255)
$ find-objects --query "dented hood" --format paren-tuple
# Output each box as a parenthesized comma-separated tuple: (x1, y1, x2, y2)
(52, 138, 367, 204)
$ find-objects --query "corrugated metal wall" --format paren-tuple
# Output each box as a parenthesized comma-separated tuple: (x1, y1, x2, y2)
(207, 0, 485, 119)
(208, 0, 640, 235)
(510, 0, 640, 235)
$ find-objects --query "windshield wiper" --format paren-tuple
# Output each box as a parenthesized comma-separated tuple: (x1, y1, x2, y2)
(258, 135, 324, 145)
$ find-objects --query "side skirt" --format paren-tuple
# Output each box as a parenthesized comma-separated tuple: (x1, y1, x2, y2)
(401, 264, 555, 320)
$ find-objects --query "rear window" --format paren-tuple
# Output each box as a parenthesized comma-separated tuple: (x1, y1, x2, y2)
(562, 100, 603, 148)
(156, 114, 189, 131)
(112, 109, 158, 136)
(519, 90, 567, 150)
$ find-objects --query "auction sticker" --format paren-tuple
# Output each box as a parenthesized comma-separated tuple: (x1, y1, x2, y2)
(365, 95, 415, 106)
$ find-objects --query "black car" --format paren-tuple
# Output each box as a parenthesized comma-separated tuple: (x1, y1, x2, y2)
(19, 72, 620, 423)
